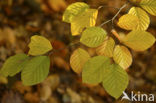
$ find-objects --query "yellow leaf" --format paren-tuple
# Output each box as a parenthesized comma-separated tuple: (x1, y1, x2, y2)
(119, 32, 126, 40)
(117, 14, 139, 30)
(28, 35, 52, 56)
(140, 0, 156, 16)
(80, 27, 107, 47)
(70, 48, 90, 74)
(71, 9, 98, 36)
(113, 45, 132, 69)
(96, 37, 115, 57)
(122, 30, 156, 51)
(128, 7, 150, 30)
(63, 2, 89, 23)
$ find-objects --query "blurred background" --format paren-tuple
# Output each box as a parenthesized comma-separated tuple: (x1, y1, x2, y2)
(0, 0, 156, 103)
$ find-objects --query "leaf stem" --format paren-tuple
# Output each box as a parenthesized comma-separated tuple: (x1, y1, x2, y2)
(111, 29, 121, 41)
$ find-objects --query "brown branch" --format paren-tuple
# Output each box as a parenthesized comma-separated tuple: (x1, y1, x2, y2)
(100, 3, 128, 27)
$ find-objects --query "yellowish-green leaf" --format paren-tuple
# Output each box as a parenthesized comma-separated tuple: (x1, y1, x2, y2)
(82, 56, 111, 84)
(71, 9, 98, 36)
(117, 14, 139, 30)
(80, 27, 107, 47)
(102, 64, 129, 99)
(140, 0, 156, 16)
(119, 32, 126, 40)
(70, 48, 90, 74)
(122, 30, 156, 51)
(28, 35, 52, 56)
(0, 54, 29, 77)
(96, 37, 115, 57)
(63, 2, 89, 23)
(21, 56, 50, 86)
(113, 45, 132, 69)
(128, 7, 150, 30)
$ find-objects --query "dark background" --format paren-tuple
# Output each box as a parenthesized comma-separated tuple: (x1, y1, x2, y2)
(0, 0, 156, 103)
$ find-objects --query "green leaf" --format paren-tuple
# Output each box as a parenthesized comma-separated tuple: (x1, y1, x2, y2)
(122, 30, 156, 51)
(70, 48, 90, 74)
(113, 45, 132, 69)
(71, 9, 98, 36)
(117, 14, 139, 30)
(140, 0, 156, 16)
(96, 37, 115, 57)
(128, 7, 150, 30)
(63, 2, 89, 23)
(80, 27, 107, 47)
(82, 56, 111, 84)
(28, 35, 52, 56)
(102, 64, 129, 99)
(0, 54, 29, 77)
(21, 56, 50, 86)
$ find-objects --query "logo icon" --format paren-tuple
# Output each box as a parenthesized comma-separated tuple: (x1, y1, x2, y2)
(121, 91, 155, 102)
(122, 91, 130, 101)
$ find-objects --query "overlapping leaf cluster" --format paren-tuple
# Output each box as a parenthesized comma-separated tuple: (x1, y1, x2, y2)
(0, 0, 155, 100)
(63, 1, 156, 99)
(0, 35, 52, 86)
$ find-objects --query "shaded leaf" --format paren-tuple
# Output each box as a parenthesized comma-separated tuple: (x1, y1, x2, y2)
(21, 56, 50, 86)
(128, 7, 150, 30)
(53, 57, 70, 71)
(63, 2, 89, 23)
(28, 35, 52, 56)
(113, 45, 132, 69)
(122, 30, 155, 51)
(96, 37, 115, 57)
(80, 27, 107, 47)
(0, 54, 29, 77)
(71, 9, 98, 36)
(48, 0, 67, 12)
(140, 0, 156, 16)
(0, 75, 8, 84)
(13, 81, 32, 94)
(82, 56, 111, 84)
(117, 14, 139, 30)
(24, 92, 39, 103)
(70, 48, 90, 74)
(102, 64, 129, 99)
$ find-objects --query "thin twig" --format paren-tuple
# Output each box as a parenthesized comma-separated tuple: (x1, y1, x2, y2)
(111, 3, 128, 27)
(98, 5, 119, 10)
(100, 19, 112, 27)
(100, 3, 128, 27)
